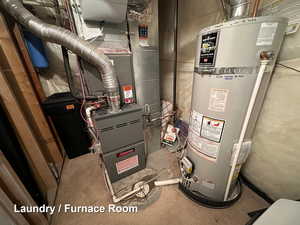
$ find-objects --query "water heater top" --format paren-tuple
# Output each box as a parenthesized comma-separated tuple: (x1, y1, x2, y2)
(198, 16, 288, 35)
(195, 16, 288, 69)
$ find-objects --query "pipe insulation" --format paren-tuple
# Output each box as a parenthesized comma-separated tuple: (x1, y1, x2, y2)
(1, 0, 120, 112)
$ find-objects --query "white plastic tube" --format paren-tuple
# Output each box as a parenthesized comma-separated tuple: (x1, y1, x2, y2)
(85, 105, 98, 142)
(154, 178, 182, 186)
(223, 60, 270, 201)
(85, 105, 97, 126)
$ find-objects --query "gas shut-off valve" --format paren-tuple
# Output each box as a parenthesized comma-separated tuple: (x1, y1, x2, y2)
(180, 156, 193, 177)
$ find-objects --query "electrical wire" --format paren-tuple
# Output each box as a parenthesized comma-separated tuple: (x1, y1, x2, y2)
(277, 63, 300, 73)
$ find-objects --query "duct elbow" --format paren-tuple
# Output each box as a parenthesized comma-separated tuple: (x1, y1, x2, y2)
(1, 0, 120, 112)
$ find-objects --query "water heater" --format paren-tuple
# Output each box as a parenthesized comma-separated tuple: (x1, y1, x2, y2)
(179, 16, 288, 206)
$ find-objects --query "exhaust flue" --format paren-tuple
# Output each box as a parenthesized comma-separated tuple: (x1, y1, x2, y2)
(229, 0, 250, 19)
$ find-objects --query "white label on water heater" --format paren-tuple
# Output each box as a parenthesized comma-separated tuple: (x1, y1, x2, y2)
(188, 133, 220, 162)
(189, 110, 203, 136)
(208, 88, 229, 112)
(200, 116, 225, 143)
(256, 22, 278, 46)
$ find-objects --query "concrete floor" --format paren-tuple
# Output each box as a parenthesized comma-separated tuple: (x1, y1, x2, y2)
(51, 146, 269, 225)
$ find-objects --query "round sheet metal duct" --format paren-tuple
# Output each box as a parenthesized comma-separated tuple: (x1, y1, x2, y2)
(229, 0, 250, 19)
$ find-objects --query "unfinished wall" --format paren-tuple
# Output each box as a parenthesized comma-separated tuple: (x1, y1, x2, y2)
(159, 0, 224, 121)
(243, 57, 300, 200)
(243, 0, 300, 200)
(39, 43, 70, 97)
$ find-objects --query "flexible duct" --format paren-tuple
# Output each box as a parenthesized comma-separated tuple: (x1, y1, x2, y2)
(0, 0, 120, 112)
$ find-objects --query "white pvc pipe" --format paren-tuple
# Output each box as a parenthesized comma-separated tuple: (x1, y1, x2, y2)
(105, 174, 181, 202)
(85, 105, 97, 127)
(154, 178, 182, 186)
(114, 178, 182, 202)
(223, 60, 270, 201)
(104, 167, 116, 197)
(85, 105, 99, 149)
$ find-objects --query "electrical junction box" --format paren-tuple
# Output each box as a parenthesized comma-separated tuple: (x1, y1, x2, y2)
(93, 104, 146, 182)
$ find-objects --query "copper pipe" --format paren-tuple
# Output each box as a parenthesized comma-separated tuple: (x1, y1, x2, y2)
(252, 0, 261, 17)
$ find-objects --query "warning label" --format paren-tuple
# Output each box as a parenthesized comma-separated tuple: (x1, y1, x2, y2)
(256, 22, 278, 46)
(188, 132, 220, 162)
(200, 116, 225, 143)
(189, 110, 203, 136)
(116, 155, 139, 175)
(208, 88, 229, 112)
(122, 85, 134, 103)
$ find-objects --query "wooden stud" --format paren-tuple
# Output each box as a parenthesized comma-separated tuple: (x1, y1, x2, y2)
(11, 21, 66, 159)
(12, 23, 46, 102)
(0, 68, 57, 201)
(0, 14, 63, 173)
(0, 187, 30, 225)
(0, 151, 48, 225)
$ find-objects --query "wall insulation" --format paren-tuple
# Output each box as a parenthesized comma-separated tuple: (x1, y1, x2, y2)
(159, 0, 224, 122)
(243, 0, 300, 200)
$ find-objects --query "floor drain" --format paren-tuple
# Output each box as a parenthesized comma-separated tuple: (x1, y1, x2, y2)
(133, 181, 150, 198)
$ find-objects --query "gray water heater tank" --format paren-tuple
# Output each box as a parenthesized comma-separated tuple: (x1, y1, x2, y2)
(184, 16, 288, 202)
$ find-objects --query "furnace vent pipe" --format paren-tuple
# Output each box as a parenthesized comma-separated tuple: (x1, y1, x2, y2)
(1, 0, 120, 112)
(228, 0, 249, 19)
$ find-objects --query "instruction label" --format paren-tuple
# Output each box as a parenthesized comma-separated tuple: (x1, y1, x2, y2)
(188, 132, 220, 162)
(116, 155, 139, 175)
(256, 22, 278, 46)
(189, 110, 203, 136)
(208, 88, 229, 112)
(200, 116, 225, 143)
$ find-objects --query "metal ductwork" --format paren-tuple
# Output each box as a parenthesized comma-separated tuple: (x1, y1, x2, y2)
(0, 0, 120, 112)
(229, 0, 249, 19)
